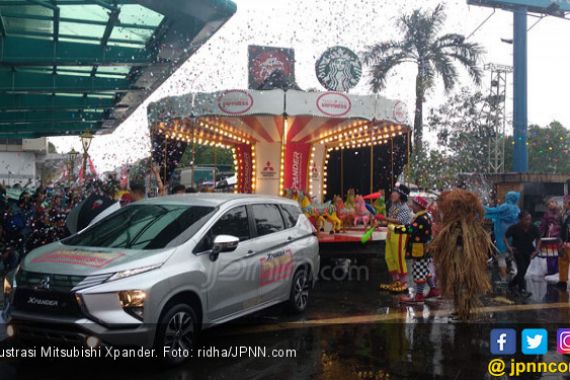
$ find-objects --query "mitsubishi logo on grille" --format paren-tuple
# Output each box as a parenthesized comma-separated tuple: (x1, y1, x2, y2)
(36, 276, 51, 290)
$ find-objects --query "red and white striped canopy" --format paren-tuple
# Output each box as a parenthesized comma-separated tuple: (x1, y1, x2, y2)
(148, 89, 410, 145)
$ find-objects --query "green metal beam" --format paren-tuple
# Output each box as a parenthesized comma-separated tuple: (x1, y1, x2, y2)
(0, 70, 138, 92)
(0, 37, 156, 66)
(0, 122, 102, 132)
(0, 110, 105, 123)
(0, 133, 44, 139)
(8, 29, 147, 46)
(0, 94, 122, 110)
(92, 0, 118, 11)
(52, 68, 127, 77)
(26, 0, 58, 11)
(2, 12, 157, 30)
(101, 7, 120, 47)
(53, 6, 60, 42)
(0, 9, 6, 37)
(0, 0, 137, 4)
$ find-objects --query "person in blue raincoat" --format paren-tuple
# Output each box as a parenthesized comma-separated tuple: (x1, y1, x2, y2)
(484, 191, 521, 281)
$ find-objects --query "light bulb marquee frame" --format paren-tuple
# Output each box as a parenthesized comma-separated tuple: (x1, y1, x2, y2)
(153, 117, 257, 193)
(153, 117, 409, 198)
(311, 120, 409, 199)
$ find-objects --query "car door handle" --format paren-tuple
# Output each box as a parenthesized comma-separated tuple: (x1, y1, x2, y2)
(245, 250, 256, 257)
(287, 236, 293, 241)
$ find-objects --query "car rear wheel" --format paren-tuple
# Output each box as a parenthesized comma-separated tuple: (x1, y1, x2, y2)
(287, 267, 311, 314)
(155, 304, 197, 366)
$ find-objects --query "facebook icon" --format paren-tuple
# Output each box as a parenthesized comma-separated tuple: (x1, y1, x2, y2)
(491, 329, 517, 355)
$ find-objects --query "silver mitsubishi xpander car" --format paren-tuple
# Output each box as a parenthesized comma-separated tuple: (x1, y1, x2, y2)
(3, 194, 319, 363)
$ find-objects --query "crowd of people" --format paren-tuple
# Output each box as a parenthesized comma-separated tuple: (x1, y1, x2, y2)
(1, 182, 78, 274)
(0, 167, 226, 276)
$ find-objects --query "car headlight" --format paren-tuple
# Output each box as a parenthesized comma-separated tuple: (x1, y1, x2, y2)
(118, 290, 146, 320)
(107, 264, 161, 282)
(3, 277, 12, 300)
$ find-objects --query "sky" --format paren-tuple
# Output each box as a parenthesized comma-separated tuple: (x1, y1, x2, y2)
(51, 0, 570, 172)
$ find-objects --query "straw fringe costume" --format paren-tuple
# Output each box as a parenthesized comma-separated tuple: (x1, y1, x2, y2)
(430, 190, 493, 320)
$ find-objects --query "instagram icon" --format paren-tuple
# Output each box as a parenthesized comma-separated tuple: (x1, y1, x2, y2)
(557, 329, 570, 354)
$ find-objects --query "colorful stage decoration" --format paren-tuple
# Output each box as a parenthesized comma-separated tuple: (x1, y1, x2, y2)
(287, 188, 388, 234)
(285, 189, 342, 234)
(353, 195, 372, 227)
(334, 195, 353, 226)
(148, 89, 410, 201)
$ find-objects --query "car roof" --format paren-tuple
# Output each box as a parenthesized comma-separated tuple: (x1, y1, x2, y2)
(136, 193, 299, 208)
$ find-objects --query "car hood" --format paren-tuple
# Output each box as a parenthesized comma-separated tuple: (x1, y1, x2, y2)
(22, 242, 174, 276)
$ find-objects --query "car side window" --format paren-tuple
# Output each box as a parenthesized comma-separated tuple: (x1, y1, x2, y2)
(252, 204, 285, 237)
(195, 206, 250, 252)
(280, 204, 301, 229)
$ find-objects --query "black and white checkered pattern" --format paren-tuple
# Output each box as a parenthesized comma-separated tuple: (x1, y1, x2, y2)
(389, 203, 412, 225)
(413, 257, 432, 281)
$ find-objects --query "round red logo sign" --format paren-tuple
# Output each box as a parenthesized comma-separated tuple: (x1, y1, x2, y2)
(393, 101, 407, 123)
(316, 93, 352, 117)
(218, 90, 254, 115)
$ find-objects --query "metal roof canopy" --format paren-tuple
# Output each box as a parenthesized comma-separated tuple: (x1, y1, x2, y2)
(0, 0, 237, 139)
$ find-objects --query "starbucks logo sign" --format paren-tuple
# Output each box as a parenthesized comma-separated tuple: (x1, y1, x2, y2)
(316, 46, 362, 92)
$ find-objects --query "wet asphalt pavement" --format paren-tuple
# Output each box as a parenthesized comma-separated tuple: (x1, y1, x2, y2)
(1, 257, 570, 380)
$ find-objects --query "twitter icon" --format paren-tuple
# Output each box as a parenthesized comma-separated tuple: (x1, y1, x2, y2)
(522, 329, 548, 355)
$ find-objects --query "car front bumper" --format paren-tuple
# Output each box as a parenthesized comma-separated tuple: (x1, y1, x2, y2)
(6, 311, 156, 348)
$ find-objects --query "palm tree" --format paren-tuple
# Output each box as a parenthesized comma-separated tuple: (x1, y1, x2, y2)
(362, 4, 484, 152)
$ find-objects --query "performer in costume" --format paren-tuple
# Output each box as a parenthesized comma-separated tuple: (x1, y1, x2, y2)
(379, 184, 412, 293)
(396, 196, 441, 304)
(484, 191, 520, 281)
(430, 189, 493, 320)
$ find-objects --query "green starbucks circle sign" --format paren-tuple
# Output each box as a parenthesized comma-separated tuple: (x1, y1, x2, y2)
(316, 46, 362, 92)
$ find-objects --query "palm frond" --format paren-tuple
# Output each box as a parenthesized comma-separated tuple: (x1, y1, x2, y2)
(431, 52, 458, 92)
(368, 54, 409, 93)
(361, 40, 412, 65)
(432, 33, 484, 86)
(429, 3, 447, 33)
(447, 52, 483, 86)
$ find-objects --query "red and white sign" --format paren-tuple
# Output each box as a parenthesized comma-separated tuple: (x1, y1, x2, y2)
(393, 101, 407, 123)
(316, 92, 352, 117)
(217, 90, 254, 115)
(283, 143, 311, 191)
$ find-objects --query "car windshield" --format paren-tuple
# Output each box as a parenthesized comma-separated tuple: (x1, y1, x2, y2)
(63, 204, 214, 250)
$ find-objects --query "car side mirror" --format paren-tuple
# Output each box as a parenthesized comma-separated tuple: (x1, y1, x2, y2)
(209, 235, 239, 261)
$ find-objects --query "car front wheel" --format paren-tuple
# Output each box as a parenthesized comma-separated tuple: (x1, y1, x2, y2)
(155, 304, 197, 366)
(288, 267, 311, 314)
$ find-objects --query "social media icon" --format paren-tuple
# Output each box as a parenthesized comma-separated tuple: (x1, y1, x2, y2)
(557, 329, 570, 354)
(491, 329, 516, 355)
(522, 329, 548, 355)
